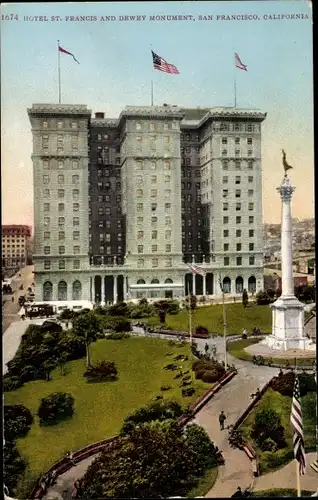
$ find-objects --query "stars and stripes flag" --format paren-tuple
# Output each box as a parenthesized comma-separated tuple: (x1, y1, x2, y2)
(58, 45, 80, 64)
(290, 374, 306, 475)
(151, 50, 179, 74)
(188, 264, 206, 277)
(235, 52, 247, 71)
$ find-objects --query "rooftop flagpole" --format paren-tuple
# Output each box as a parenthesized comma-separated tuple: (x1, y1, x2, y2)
(234, 53, 237, 108)
(57, 40, 61, 103)
(151, 79, 154, 106)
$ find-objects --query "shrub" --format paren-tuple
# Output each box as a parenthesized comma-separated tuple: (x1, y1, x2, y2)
(111, 317, 132, 333)
(260, 437, 278, 452)
(4, 405, 34, 441)
(41, 320, 63, 334)
(255, 290, 271, 305)
(251, 408, 286, 449)
(105, 332, 130, 340)
(242, 289, 249, 308)
(185, 423, 219, 468)
(84, 361, 118, 382)
(108, 302, 130, 317)
(3, 374, 23, 392)
(195, 325, 209, 336)
(192, 359, 225, 382)
(37, 392, 75, 426)
(182, 387, 195, 397)
(121, 400, 183, 435)
(4, 441, 27, 492)
(200, 370, 220, 383)
(228, 428, 246, 449)
(166, 300, 180, 315)
(271, 371, 295, 397)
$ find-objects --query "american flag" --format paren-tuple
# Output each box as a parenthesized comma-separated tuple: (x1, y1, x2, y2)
(58, 45, 80, 64)
(218, 276, 224, 292)
(290, 374, 306, 475)
(151, 50, 180, 74)
(188, 264, 206, 277)
(235, 52, 247, 71)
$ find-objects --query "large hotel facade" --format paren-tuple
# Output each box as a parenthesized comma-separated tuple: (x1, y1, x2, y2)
(28, 104, 266, 304)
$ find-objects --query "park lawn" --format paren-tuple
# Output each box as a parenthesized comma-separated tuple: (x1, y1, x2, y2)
(4, 336, 211, 489)
(240, 388, 316, 474)
(186, 465, 218, 497)
(227, 338, 316, 367)
(144, 303, 272, 335)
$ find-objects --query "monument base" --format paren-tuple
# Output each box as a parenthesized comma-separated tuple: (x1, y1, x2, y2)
(260, 295, 314, 351)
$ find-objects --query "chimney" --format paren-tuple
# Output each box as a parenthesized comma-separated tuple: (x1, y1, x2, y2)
(95, 112, 105, 119)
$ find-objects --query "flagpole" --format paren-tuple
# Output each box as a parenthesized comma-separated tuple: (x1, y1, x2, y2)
(186, 278, 192, 344)
(57, 40, 61, 103)
(234, 54, 237, 108)
(219, 275, 228, 370)
(294, 356, 301, 498)
(151, 80, 154, 106)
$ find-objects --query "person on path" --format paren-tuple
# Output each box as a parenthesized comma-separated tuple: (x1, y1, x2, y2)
(204, 342, 209, 354)
(219, 410, 226, 430)
(231, 486, 243, 497)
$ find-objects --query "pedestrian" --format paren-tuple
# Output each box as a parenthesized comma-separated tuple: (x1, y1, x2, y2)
(204, 342, 209, 354)
(219, 410, 226, 430)
(231, 486, 243, 497)
(278, 368, 283, 377)
(212, 345, 217, 357)
(12, 296, 14, 303)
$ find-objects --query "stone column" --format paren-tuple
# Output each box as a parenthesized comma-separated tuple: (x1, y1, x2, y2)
(192, 273, 196, 296)
(203, 274, 206, 296)
(113, 275, 118, 304)
(101, 276, 105, 305)
(123, 275, 127, 299)
(278, 177, 295, 297)
(92, 276, 95, 303)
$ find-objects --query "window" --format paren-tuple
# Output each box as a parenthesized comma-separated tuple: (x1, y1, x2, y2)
(236, 216, 241, 224)
(136, 122, 141, 131)
(235, 189, 241, 198)
(42, 120, 48, 128)
(222, 160, 229, 170)
(58, 217, 64, 227)
(249, 216, 254, 224)
(57, 121, 63, 129)
(58, 174, 64, 184)
(137, 258, 144, 268)
(150, 122, 155, 131)
(222, 137, 227, 144)
(236, 203, 241, 211)
(43, 159, 49, 169)
(151, 203, 157, 212)
(152, 245, 157, 253)
(43, 175, 49, 184)
(222, 149, 228, 156)
(165, 189, 171, 198)
(72, 175, 79, 184)
(137, 231, 144, 240)
(72, 160, 79, 169)
(165, 257, 172, 267)
(235, 149, 240, 157)
(56, 189, 64, 199)
(249, 243, 254, 251)
(59, 231, 65, 240)
(236, 243, 242, 251)
(73, 217, 80, 226)
(248, 149, 253, 157)
(248, 189, 254, 197)
(165, 203, 171, 212)
(249, 229, 254, 237)
(248, 176, 254, 183)
(236, 229, 241, 237)
(59, 260, 65, 270)
(44, 231, 50, 240)
(224, 243, 229, 251)
(164, 122, 169, 131)
(57, 203, 64, 212)
(58, 246, 65, 255)
(150, 160, 157, 170)
(165, 216, 171, 225)
(165, 244, 171, 252)
(152, 230, 157, 239)
(151, 189, 157, 198)
(138, 245, 143, 253)
(71, 121, 77, 129)
(249, 256, 255, 265)
(235, 137, 240, 144)
(223, 203, 229, 211)
(106, 246, 111, 255)
(224, 257, 230, 266)
(71, 136, 78, 151)
(152, 216, 158, 225)
(43, 188, 50, 198)
(165, 230, 171, 239)
(248, 202, 254, 211)
(235, 160, 241, 170)
(247, 137, 253, 145)
(44, 260, 51, 270)
(151, 175, 157, 184)
(164, 175, 171, 183)
(98, 207, 104, 216)
(137, 203, 143, 212)
(137, 216, 143, 225)
(152, 258, 158, 268)
(44, 217, 50, 227)
(73, 246, 80, 254)
(44, 203, 50, 212)
(235, 176, 241, 184)
(223, 230, 229, 237)
(223, 176, 228, 184)
(248, 161, 254, 170)
(44, 246, 50, 255)
(164, 136, 170, 147)
(105, 207, 111, 215)
(136, 189, 143, 197)
(73, 260, 80, 269)
(164, 160, 170, 170)
(236, 256, 242, 266)
(233, 123, 241, 132)
(223, 216, 229, 224)
(150, 136, 156, 149)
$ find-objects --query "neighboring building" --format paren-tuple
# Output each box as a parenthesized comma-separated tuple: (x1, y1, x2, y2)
(1, 225, 32, 270)
(28, 103, 267, 303)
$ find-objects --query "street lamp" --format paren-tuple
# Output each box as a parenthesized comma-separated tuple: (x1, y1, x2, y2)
(218, 275, 228, 371)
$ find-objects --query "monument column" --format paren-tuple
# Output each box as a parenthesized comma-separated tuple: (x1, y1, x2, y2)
(279, 177, 295, 297)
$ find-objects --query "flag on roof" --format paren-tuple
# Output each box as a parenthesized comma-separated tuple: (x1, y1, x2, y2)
(58, 45, 80, 64)
(235, 52, 247, 71)
(188, 264, 206, 276)
(152, 50, 179, 74)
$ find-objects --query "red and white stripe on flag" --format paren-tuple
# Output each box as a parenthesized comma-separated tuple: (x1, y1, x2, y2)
(188, 264, 207, 276)
(235, 52, 247, 71)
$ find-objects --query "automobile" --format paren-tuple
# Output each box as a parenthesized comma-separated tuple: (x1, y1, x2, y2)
(18, 295, 26, 306)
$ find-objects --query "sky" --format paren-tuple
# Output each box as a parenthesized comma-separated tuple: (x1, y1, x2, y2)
(1, 0, 314, 227)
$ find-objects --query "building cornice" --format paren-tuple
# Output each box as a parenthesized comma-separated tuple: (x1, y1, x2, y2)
(28, 104, 91, 116)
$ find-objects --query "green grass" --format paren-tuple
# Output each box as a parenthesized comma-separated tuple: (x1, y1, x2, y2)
(4, 337, 211, 490)
(240, 388, 316, 474)
(144, 303, 272, 335)
(252, 489, 316, 497)
(227, 338, 316, 367)
(186, 466, 218, 497)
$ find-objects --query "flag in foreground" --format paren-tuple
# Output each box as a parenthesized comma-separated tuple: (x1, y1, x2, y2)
(290, 374, 306, 475)
(235, 52, 247, 71)
(152, 50, 179, 74)
(58, 45, 80, 64)
(188, 264, 206, 276)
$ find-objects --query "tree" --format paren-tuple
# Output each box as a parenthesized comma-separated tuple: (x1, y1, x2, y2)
(59, 308, 75, 322)
(255, 290, 271, 305)
(79, 420, 202, 499)
(185, 423, 219, 468)
(242, 289, 249, 308)
(251, 408, 286, 449)
(4, 441, 27, 492)
(37, 392, 75, 426)
(121, 400, 184, 435)
(73, 311, 101, 368)
(84, 361, 118, 382)
(266, 288, 276, 300)
(4, 404, 34, 441)
(57, 352, 68, 376)
(42, 358, 57, 381)
(154, 300, 171, 324)
(108, 302, 129, 317)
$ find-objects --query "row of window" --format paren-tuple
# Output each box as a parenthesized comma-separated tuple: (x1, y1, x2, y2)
(43, 174, 80, 184)
(43, 188, 80, 199)
(182, 219, 205, 227)
(96, 181, 121, 190)
(44, 203, 80, 213)
(135, 121, 177, 132)
(222, 160, 254, 170)
(181, 168, 201, 177)
(94, 195, 121, 204)
(223, 228, 254, 238)
(136, 189, 172, 199)
(136, 175, 171, 184)
(93, 220, 123, 229)
(43, 159, 79, 170)
(224, 243, 255, 251)
(44, 217, 80, 227)
(181, 146, 200, 154)
(98, 233, 122, 242)
(97, 246, 122, 254)
(44, 259, 80, 270)
(222, 137, 253, 145)
(214, 122, 257, 132)
(223, 176, 254, 185)
(44, 231, 80, 240)
(224, 256, 255, 266)
(137, 245, 172, 253)
(44, 246, 81, 255)
(42, 120, 79, 129)
(223, 202, 255, 211)
(221, 149, 254, 157)
(135, 159, 171, 171)
(90, 207, 121, 216)
(182, 245, 204, 252)
(97, 168, 121, 177)
(182, 158, 201, 166)
(137, 257, 173, 268)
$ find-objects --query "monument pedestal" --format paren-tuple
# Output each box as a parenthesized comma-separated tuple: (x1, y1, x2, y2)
(262, 295, 313, 350)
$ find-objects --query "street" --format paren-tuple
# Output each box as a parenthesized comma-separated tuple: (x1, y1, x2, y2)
(2, 265, 34, 332)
